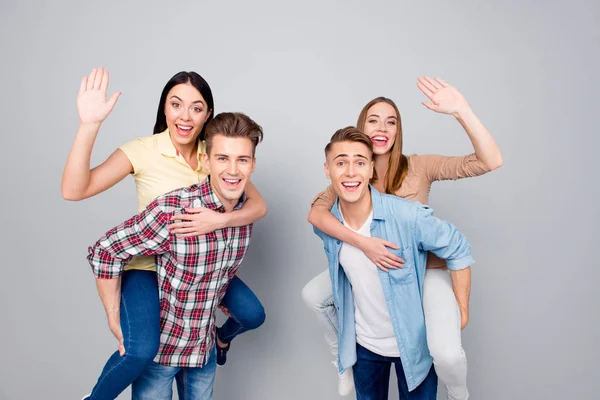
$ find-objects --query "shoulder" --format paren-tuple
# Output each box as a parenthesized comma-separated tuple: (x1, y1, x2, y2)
(152, 184, 200, 213)
(378, 191, 432, 219)
(119, 134, 158, 156)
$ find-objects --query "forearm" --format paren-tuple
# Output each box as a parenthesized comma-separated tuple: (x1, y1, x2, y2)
(96, 277, 121, 323)
(308, 206, 364, 247)
(449, 267, 471, 313)
(455, 108, 503, 171)
(225, 182, 267, 227)
(62, 122, 101, 200)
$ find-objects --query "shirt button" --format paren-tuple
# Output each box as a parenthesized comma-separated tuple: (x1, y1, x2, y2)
(336, 240, 341, 244)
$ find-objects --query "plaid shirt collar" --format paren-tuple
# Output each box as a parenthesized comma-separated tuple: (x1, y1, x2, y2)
(196, 176, 247, 213)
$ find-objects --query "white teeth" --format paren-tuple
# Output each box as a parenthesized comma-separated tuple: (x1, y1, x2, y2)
(372, 136, 387, 142)
(178, 126, 192, 131)
(224, 179, 240, 184)
(343, 182, 360, 187)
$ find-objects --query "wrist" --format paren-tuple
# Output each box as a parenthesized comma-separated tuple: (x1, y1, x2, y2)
(452, 106, 474, 121)
(78, 121, 102, 133)
(220, 212, 232, 229)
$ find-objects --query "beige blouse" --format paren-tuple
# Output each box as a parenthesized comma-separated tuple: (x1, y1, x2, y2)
(311, 153, 491, 268)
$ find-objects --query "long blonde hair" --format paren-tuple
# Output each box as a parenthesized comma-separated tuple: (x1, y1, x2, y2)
(356, 97, 408, 194)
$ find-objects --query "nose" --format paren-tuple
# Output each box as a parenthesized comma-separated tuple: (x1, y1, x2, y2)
(181, 107, 191, 121)
(346, 163, 357, 177)
(378, 120, 387, 132)
(227, 161, 239, 176)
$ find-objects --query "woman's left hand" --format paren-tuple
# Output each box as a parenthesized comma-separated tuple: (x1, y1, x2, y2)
(169, 207, 228, 237)
(416, 76, 471, 117)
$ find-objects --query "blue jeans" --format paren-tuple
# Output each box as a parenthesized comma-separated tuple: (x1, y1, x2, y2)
(89, 270, 161, 400)
(217, 276, 266, 344)
(353, 344, 438, 400)
(132, 345, 217, 400)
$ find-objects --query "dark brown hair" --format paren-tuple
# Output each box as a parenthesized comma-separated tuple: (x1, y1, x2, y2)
(357, 97, 408, 194)
(204, 112, 264, 156)
(324, 126, 374, 157)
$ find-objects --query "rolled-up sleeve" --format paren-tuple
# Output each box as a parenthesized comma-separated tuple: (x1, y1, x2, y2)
(310, 185, 336, 210)
(415, 153, 491, 183)
(414, 206, 474, 270)
(87, 201, 171, 279)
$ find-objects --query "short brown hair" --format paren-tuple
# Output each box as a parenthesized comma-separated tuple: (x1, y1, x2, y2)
(324, 126, 373, 158)
(205, 112, 264, 156)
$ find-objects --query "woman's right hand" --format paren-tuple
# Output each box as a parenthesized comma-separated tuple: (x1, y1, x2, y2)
(77, 67, 121, 125)
(356, 236, 405, 272)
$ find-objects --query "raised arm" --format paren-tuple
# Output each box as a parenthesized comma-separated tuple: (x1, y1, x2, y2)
(61, 67, 130, 201)
(417, 76, 503, 177)
(168, 180, 267, 236)
(308, 186, 404, 272)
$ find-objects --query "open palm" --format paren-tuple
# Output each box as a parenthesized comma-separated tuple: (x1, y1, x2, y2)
(416, 76, 470, 116)
(77, 67, 121, 125)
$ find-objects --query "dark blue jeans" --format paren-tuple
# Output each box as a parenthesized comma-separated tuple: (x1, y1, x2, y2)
(88, 272, 264, 399)
(353, 343, 438, 400)
(89, 270, 161, 400)
(217, 275, 266, 344)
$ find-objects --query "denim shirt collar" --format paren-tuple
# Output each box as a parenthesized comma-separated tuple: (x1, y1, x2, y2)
(331, 185, 386, 223)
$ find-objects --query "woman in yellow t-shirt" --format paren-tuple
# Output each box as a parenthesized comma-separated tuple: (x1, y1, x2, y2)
(63, 68, 266, 400)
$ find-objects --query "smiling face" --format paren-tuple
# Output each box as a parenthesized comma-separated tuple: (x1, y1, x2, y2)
(202, 134, 256, 210)
(164, 83, 212, 148)
(325, 141, 374, 206)
(362, 101, 399, 155)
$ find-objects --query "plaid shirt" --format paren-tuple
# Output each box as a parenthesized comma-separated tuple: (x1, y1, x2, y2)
(87, 177, 253, 367)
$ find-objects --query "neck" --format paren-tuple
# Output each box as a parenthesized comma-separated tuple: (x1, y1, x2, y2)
(374, 153, 390, 185)
(173, 141, 198, 162)
(209, 176, 238, 213)
(339, 189, 373, 230)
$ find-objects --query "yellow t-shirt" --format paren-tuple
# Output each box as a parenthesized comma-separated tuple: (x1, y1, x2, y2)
(119, 129, 209, 272)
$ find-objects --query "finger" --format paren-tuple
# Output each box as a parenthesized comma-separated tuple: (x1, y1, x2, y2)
(170, 214, 195, 221)
(108, 91, 120, 109)
(416, 81, 434, 100)
(94, 67, 104, 90)
(118, 344, 126, 356)
(170, 227, 197, 235)
(184, 207, 208, 213)
(418, 77, 437, 94)
(434, 77, 449, 88)
(383, 241, 400, 250)
(384, 257, 403, 268)
(422, 101, 438, 111)
(100, 69, 109, 92)
(87, 68, 96, 90)
(424, 76, 442, 90)
(375, 263, 389, 273)
(79, 77, 87, 93)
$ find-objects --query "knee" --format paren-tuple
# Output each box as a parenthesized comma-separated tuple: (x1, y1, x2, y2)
(239, 303, 266, 330)
(301, 279, 324, 310)
(430, 346, 465, 369)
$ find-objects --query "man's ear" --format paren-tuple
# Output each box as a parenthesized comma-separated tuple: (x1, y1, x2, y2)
(251, 157, 256, 174)
(202, 153, 211, 174)
(324, 161, 331, 179)
(369, 160, 374, 180)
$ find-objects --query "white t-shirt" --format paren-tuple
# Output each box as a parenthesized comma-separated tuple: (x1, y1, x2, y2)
(338, 211, 400, 357)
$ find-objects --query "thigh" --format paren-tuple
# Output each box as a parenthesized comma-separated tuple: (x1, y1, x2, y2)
(131, 362, 178, 400)
(422, 269, 462, 358)
(353, 344, 391, 400)
(395, 364, 437, 400)
(301, 269, 333, 310)
(220, 276, 265, 323)
(120, 270, 161, 358)
(175, 345, 217, 400)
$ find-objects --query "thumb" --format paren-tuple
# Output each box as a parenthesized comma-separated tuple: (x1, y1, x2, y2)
(422, 101, 437, 111)
(108, 91, 121, 109)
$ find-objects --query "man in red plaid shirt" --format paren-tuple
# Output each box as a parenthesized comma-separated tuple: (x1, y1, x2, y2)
(87, 112, 263, 399)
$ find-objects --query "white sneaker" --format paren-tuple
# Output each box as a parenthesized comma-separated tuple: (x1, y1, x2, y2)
(332, 361, 354, 396)
(81, 394, 91, 400)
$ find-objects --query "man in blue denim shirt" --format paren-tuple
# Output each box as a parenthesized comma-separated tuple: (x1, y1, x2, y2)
(313, 127, 474, 399)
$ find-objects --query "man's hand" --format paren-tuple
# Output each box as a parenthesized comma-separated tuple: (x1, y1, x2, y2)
(108, 314, 125, 356)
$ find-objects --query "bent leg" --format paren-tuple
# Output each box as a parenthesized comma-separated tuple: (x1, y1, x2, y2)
(301, 269, 338, 355)
(218, 276, 266, 344)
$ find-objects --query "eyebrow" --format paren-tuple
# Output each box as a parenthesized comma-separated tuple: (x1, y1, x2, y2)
(367, 113, 398, 120)
(213, 154, 253, 159)
(333, 153, 369, 160)
(169, 95, 205, 105)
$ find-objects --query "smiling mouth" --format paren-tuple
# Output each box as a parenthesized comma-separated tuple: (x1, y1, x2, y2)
(222, 178, 242, 188)
(342, 182, 361, 192)
(371, 136, 388, 147)
(176, 125, 194, 137)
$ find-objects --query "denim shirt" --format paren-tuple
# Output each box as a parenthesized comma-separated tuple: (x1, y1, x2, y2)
(313, 186, 474, 391)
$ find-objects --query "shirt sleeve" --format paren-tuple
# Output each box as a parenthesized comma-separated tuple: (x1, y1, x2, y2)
(414, 206, 474, 271)
(414, 153, 491, 183)
(119, 137, 149, 176)
(310, 185, 336, 210)
(87, 200, 171, 279)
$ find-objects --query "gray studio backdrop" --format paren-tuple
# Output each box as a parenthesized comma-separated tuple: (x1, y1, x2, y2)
(0, 0, 598, 399)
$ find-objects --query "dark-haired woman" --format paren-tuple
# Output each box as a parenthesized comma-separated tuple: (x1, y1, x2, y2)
(63, 68, 266, 400)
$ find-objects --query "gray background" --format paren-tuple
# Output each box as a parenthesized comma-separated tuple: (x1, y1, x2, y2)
(0, 0, 598, 399)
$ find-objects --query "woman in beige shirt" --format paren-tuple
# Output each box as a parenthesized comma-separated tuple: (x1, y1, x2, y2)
(302, 76, 503, 399)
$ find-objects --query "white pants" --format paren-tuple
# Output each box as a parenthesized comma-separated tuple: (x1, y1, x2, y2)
(301, 268, 469, 400)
